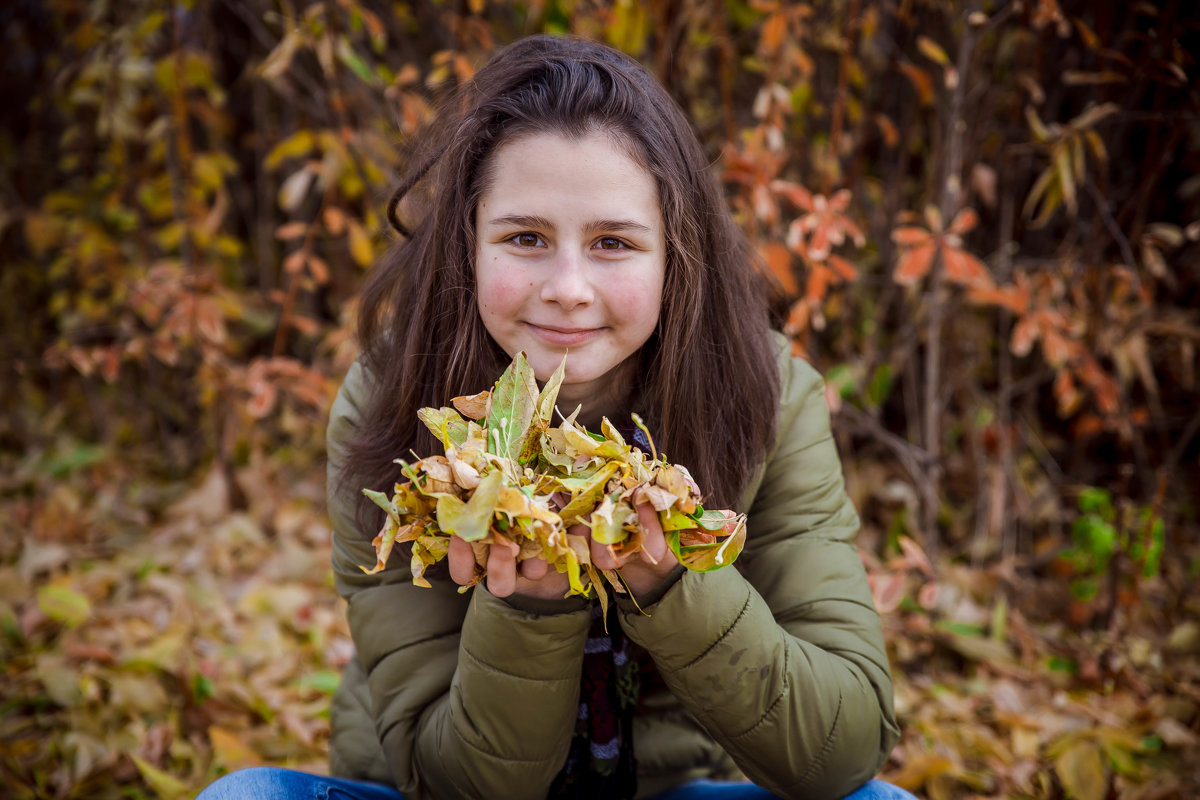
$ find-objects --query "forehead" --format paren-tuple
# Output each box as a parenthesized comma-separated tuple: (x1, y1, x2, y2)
(477, 130, 661, 222)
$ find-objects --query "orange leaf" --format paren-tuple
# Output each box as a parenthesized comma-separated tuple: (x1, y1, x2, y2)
(1011, 317, 1039, 357)
(306, 254, 330, 284)
(771, 179, 814, 212)
(891, 226, 932, 247)
(275, 221, 308, 240)
(283, 250, 306, 274)
(947, 207, 979, 235)
(759, 241, 797, 295)
(323, 207, 347, 235)
(805, 264, 831, 303)
(899, 536, 935, 577)
(1042, 327, 1076, 367)
(942, 247, 993, 288)
(967, 283, 1029, 314)
(828, 254, 859, 282)
(761, 12, 787, 53)
(893, 243, 936, 285)
(898, 61, 935, 106)
(874, 113, 899, 147)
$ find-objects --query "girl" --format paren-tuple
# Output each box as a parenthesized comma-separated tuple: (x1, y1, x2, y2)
(200, 34, 912, 800)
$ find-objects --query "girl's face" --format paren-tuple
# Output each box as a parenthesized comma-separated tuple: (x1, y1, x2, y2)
(475, 130, 666, 418)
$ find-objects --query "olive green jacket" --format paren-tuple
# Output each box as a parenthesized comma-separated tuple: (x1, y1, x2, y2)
(325, 335, 900, 800)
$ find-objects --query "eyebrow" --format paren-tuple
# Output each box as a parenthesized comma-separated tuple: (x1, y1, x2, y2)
(485, 214, 655, 236)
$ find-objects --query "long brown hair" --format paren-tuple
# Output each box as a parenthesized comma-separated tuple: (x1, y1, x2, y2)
(340, 35, 779, 531)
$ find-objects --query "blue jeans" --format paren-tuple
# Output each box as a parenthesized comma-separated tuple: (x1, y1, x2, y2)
(196, 767, 918, 799)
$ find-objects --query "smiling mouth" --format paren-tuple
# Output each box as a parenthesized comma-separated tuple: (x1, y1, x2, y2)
(525, 323, 603, 345)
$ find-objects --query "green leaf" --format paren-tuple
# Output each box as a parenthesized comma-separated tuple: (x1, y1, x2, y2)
(660, 505, 698, 531)
(336, 38, 375, 84)
(36, 585, 91, 628)
(667, 517, 747, 571)
(192, 673, 215, 703)
(417, 407, 470, 449)
(866, 364, 894, 407)
(691, 508, 733, 530)
(362, 488, 397, 520)
(40, 444, 109, 478)
(934, 620, 987, 637)
(486, 352, 539, 463)
(295, 669, 341, 694)
(1078, 487, 1112, 515)
(436, 470, 501, 542)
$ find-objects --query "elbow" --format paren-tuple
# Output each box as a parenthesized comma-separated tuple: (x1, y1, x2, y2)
(784, 688, 894, 800)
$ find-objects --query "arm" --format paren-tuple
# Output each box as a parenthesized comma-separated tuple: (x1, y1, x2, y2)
(617, 346, 900, 800)
(327, 362, 592, 800)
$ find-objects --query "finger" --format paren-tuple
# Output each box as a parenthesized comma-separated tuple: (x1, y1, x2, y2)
(519, 557, 549, 581)
(591, 532, 621, 571)
(486, 539, 517, 597)
(636, 498, 668, 564)
(448, 535, 476, 585)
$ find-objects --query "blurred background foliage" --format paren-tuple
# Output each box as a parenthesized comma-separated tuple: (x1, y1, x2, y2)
(1, 0, 1198, 798)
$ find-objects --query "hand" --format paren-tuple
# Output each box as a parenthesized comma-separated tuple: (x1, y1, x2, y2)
(448, 535, 570, 600)
(590, 488, 680, 598)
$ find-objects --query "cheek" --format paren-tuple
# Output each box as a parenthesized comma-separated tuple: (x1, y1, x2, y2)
(615, 273, 664, 335)
(476, 265, 523, 318)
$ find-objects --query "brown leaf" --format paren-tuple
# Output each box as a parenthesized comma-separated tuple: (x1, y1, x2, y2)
(452, 390, 491, 420)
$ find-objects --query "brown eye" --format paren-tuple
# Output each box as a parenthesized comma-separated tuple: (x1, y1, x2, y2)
(513, 233, 542, 247)
(597, 237, 624, 250)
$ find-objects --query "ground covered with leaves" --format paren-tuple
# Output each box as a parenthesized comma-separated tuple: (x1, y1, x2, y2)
(1, 443, 1196, 800)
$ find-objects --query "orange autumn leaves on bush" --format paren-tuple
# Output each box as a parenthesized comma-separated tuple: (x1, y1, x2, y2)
(360, 353, 745, 600)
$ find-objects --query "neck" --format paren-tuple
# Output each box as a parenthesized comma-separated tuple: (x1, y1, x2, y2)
(553, 360, 638, 432)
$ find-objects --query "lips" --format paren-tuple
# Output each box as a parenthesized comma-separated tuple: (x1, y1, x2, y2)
(524, 322, 604, 347)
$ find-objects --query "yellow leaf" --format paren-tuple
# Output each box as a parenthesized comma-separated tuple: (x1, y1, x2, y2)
(1054, 143, 1077, 214)
(1025, 105, 1050, 142)
(1054, 739, 1107, 800)
(348, 219, 374, 267)
(265, 129, 316, 171)
(604, 0, 649, 55)
(917, 35, 950, 66)
(208, 725, 260, 771)
(130, 754, 190, 800)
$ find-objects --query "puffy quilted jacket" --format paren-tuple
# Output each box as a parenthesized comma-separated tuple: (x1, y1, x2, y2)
(325, 334, 900, 800)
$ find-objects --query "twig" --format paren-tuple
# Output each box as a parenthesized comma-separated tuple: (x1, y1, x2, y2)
(921, 3, 979, 546)
(826, 0, 861, 194)
(1085, 178, 1139, 283)
(838, 403, 938, 522)
(1165, 404, 1200, 478)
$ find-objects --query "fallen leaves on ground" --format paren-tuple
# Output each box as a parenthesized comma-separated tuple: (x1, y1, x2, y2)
(1, 448, 1197, 798)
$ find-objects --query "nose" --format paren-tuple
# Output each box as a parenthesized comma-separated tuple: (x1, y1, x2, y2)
(539, 248, 594, 310)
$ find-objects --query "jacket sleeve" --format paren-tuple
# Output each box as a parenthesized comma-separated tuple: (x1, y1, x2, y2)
(327, 361, 593, 800)
(618, 346, 900, 800)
